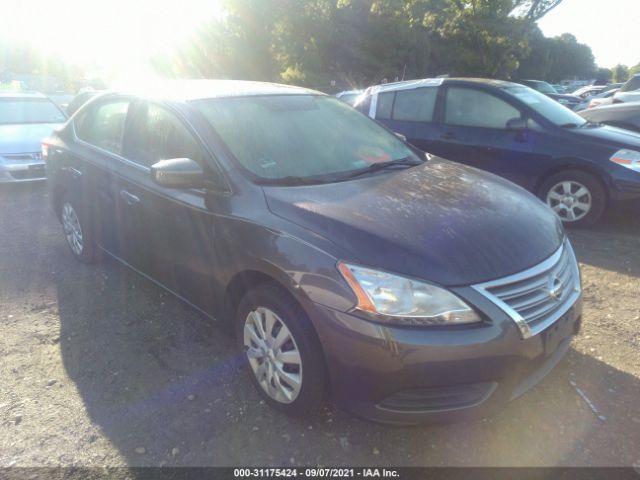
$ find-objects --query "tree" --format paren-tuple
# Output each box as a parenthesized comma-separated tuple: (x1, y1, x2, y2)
(612, 64, 629, 83)
(629, 63, 640, 76)
(153, 0, 578, 89)
(594, 67, 612, 85)
(511, 0, 563, 21)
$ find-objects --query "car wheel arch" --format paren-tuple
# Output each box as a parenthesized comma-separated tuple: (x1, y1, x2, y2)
(222, 268, 314, 327)
(535, 161, 611, 203)
(223, 268, 332, 395)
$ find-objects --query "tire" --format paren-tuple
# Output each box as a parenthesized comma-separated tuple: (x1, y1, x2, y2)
(235, 283, 326, 417)
(60, 197, 99, 263)
(538, 170, 606, 227)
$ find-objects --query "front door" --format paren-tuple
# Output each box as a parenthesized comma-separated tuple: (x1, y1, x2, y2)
(117, 101, 223, 315)
(433, 86, 540, 188)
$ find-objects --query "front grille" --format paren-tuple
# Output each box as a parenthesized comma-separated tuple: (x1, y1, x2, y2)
(473, 241, 581, 338)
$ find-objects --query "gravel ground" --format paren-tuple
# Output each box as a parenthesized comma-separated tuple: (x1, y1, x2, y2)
(1, 182, 639, 468)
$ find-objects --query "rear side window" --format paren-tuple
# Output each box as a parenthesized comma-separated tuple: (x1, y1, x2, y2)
(392, 87, 437, 122)
(376, 92, 394, 119)
(125, 103, 203, 167)
(76, 100, 130, 155)
(445, 87, 520, 129)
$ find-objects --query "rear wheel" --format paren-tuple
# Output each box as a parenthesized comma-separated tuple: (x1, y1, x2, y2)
(60, 198, 99, 263)
(235, 283, 325, 417)
(539, 170, 606, 227)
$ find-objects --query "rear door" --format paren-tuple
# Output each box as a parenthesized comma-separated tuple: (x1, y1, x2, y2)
(434, 85, 541, 187)
(373, 87, 443, 152)
(68, 96, 134, 257)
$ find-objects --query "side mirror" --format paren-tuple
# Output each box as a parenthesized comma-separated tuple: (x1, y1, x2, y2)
(151, 158, 205, 189)
(506, 117, 527, 131)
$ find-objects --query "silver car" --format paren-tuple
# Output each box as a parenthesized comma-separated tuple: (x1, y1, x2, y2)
(0, 92, 66, 183)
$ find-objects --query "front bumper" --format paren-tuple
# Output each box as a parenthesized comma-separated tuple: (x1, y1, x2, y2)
(0, 161, 47, 183)
(307, 295, 581, 425)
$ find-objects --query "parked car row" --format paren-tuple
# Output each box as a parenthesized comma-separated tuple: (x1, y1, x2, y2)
(2, 77, 639, 425)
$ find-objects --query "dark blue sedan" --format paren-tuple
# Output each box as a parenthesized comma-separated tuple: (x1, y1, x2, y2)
(358, 78, 640, 226)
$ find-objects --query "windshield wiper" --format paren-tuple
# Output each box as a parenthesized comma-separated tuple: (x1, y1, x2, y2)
(336, 157, 423, 181)
(560, 123, 579, 129)
(255, 175, 335, 186)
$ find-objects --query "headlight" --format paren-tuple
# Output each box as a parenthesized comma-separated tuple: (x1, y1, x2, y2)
(337, 262, 481, 325)
(610, 149, 640, 172)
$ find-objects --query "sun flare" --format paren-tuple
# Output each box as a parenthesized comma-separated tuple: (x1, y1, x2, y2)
(0, 0, 222, 82)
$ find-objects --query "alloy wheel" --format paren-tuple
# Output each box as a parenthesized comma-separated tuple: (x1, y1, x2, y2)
(243, 307, 303, 404)
(62, 202, 84, 256)
(546, 181, 592, 222)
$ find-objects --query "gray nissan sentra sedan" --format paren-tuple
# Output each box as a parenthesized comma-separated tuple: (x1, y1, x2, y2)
(45, 80, 582, 424)
(0, 92, 66, 183)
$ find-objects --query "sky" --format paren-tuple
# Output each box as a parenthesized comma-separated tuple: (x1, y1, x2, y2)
(0, 0, 222, 78)
(538, 0, 639, 68)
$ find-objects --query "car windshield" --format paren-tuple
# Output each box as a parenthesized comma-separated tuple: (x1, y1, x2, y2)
(194, 95, 421, 184)
(0, 98, 66, 125)
(505, 86, 588, 127)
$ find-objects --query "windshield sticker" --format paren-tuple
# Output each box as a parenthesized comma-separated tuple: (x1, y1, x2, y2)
(358, 146, 391, 163)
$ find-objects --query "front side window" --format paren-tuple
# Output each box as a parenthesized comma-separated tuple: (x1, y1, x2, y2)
(392, 87, 437, 122)
(0, 98, 66, 125)
(76, 100, 130, 155)
(505, 86, 587, 127)
(126, 103, 203, 167)
(445, 87, 521, 129)
(194, 95, 420, 183)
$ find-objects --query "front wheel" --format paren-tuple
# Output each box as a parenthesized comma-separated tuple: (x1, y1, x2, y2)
(235, 283, 326, 417)
(539, 170, 606, 227)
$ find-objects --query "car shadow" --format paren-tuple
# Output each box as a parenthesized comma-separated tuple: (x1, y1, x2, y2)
(568, 210, 640, 277)
(53, 248, 640, 467)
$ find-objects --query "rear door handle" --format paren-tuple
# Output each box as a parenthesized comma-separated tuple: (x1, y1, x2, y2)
(440, 132, 456, 140)
(120, 189, 140, 206)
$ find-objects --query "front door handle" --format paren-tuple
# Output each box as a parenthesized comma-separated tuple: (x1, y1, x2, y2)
(440, 132, 456, 140)
(62, 166, 82, 179)
(120, 189, 140, 206)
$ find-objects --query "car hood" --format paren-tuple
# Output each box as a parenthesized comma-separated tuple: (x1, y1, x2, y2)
(264, 159, 564, 286)
(572, 123, 640, 148)
(0, 123, 62, 154)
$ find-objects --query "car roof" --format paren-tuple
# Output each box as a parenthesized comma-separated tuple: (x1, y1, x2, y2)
(0, 91, 49, 99)
(368, 77, 518, 94)
(109, 79, 324, 102)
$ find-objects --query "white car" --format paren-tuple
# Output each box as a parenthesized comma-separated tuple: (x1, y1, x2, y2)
(613, 74, 640, 104)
